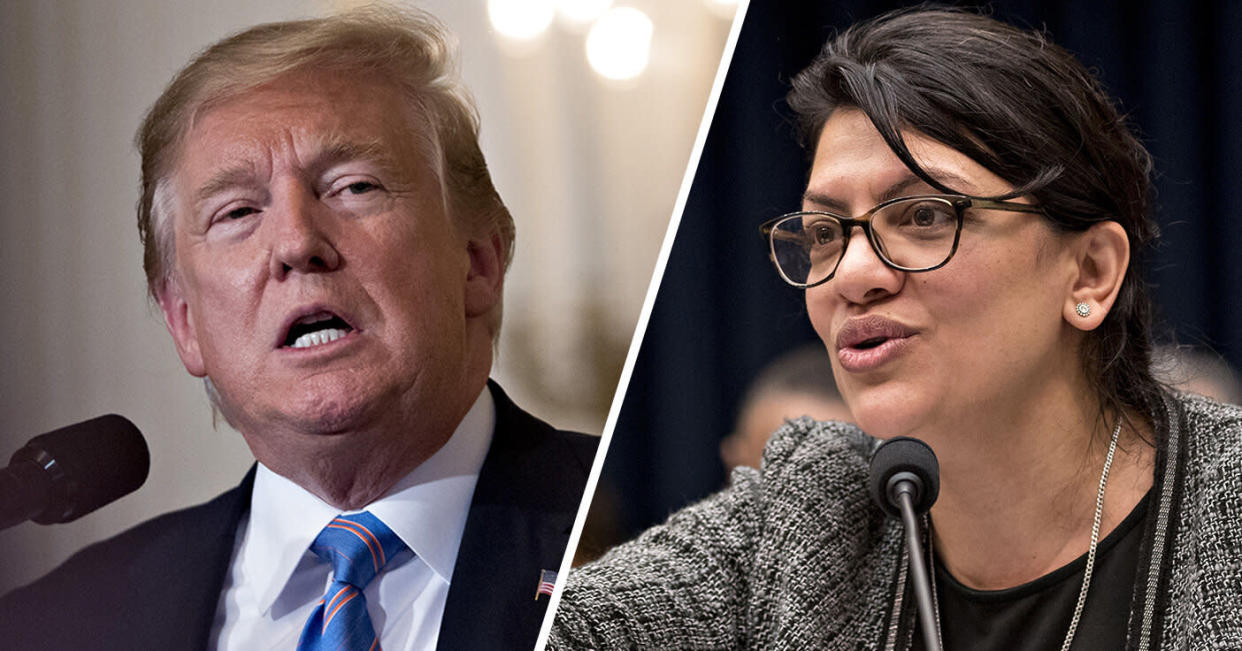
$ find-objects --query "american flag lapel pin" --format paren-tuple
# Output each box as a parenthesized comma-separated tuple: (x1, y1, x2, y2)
(535, 569, 557, 600)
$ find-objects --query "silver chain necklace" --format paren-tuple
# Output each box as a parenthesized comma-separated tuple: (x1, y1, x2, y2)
(1061, 419, 1122, 650)
(927, 419, 1123, 650)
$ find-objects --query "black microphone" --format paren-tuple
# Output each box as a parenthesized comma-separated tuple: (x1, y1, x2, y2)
(869, 436, 942, 651)
(0, 414, 149, 531)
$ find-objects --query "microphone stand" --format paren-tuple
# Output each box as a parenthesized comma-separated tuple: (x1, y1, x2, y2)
(892, 476, 940, 651)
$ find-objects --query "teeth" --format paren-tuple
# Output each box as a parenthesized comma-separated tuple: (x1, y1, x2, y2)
(290, 328, 348, 349)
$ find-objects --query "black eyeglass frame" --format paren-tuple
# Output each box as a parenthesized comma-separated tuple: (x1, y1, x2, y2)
(758, 194, 1046, 289)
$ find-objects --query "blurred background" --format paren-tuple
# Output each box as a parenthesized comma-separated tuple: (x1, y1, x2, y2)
(581, 0, 1242, 561)
(0, 0, 736, 591)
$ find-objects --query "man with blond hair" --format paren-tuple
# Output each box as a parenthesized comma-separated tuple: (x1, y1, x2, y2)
(0, 8, 596, 650)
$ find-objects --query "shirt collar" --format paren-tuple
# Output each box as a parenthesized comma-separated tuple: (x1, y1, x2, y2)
(242, 385, 496, 615)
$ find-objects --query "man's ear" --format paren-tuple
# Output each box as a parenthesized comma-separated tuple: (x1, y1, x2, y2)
(464, 232, 505, 319)
(155, 276, 207, 377)
(1063, 220, 1129, 331)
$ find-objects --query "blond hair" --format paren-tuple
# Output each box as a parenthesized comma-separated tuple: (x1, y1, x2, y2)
(136, 5, 514, 301)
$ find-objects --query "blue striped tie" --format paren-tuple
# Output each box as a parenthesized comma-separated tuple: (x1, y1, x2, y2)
(296, 512, 407, 651)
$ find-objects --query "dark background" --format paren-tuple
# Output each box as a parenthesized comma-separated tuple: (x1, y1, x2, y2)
(587, 0, 1242, 549)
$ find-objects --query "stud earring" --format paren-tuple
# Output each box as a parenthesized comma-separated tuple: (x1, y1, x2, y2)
(1075, 302, 1091, 318)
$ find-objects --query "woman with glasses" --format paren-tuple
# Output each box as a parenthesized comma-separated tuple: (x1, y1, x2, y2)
(551, 7, 1242, 650)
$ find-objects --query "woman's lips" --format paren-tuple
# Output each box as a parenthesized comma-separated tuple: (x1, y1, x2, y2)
(837, 335, 916, 372)
(834, 316, 918, 372)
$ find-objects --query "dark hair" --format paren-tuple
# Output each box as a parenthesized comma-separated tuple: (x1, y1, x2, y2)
(787, 7, 1164, 430)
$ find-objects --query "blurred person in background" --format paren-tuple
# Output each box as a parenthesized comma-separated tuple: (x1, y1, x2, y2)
(576, 345, 849, 566)
(0, 7, 596, 650)
(1154, 345, 1242, 405)
(720, 343, 852, 474)
(552, 7, 1242, 648)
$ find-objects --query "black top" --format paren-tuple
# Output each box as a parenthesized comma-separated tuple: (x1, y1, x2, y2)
(913, 490, 1151, 650)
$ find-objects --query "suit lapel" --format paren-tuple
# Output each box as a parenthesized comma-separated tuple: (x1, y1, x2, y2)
(436, 383, 589, 650)
(0, 465, 256, 650)
(164, 465, 255, 649)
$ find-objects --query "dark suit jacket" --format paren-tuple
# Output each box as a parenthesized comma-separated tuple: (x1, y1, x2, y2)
(0, 382, 598, 650)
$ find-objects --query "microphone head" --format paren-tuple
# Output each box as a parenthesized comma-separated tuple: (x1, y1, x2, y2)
(10, 414, 149, 524)
(868, 436, 940, 518)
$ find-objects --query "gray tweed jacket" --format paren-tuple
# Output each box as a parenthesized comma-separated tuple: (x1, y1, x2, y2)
(550, 393, 1242, 649)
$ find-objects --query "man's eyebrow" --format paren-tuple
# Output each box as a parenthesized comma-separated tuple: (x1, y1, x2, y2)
(192, 166, 261, 211)
(189, 138, 401, 210)
(802, 168, 979, 214)
(306, 136, 400, 178)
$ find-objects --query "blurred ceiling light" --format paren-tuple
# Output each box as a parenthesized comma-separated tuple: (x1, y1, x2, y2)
(585, 6, 653, 81)
(557, 0, 613, 26)
(488, 0, 556, 40)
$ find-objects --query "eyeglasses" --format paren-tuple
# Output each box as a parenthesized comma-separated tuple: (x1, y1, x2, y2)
(759, 194, 1045, 288)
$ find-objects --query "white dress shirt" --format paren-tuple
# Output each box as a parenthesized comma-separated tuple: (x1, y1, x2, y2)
(208, 387, 495, 650)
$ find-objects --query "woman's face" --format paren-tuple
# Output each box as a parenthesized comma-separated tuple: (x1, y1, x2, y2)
(805, 109, 1083, 439)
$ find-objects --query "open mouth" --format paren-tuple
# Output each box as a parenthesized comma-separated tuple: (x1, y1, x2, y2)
(853, 336, 889, 350)
(834, 316, 918, 372)
(282, 312, 354, 349)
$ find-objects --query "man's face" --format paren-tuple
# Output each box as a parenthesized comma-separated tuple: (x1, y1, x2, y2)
(158, 71, 501, 448)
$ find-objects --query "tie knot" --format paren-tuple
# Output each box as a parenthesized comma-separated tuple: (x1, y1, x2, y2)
(309, 512, 406, 588)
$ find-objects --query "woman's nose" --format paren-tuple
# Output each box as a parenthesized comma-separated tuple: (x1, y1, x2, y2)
(830, 227, 903, 305)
